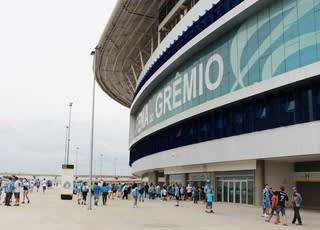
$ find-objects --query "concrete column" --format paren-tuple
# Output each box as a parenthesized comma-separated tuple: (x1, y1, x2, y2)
(165, 174, 169, 185)
(148, 171, 159, 185)
(255, 160, 265, 206)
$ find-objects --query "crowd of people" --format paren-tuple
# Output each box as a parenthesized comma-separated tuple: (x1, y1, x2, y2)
(1, 175, 305, 226)
(262, 184, 303, 226)
(73, 179, 304, 224)
(73, 180, 215, 213)
(0, 176, 50, 206)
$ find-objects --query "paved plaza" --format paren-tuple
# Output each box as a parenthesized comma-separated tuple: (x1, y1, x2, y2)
(1, 188, 319, 230)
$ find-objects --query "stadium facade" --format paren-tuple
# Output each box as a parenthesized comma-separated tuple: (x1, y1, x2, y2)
(95, 0, 320, 208)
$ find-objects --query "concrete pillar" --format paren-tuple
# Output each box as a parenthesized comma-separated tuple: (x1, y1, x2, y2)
(255, 160, 265, 206)
(165, 174, 169, 185)
(147, 171, 159, 185)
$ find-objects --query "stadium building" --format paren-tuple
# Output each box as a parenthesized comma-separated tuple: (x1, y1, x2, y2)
(94, 0, 320, 208)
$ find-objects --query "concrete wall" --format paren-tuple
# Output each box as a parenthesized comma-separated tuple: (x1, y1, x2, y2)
(265, 160, 295, 199)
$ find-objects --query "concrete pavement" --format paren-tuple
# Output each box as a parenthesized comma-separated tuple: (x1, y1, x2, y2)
(1, 188, 319, 230)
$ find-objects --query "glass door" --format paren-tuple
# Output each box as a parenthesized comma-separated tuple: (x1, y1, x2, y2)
(235, 181, 241, 203)
(241, 181, 247, 204)
(228, 181, 234, 203)
(223, 181, 228, 202)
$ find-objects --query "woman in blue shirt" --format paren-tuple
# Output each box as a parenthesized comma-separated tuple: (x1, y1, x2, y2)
(101, 182, 109, 205)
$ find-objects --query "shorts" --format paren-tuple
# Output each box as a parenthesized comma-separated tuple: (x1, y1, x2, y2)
(263, 200, 270, 209)
(14, 192, 20, 199)
(270, 207, 277, 216)
(276, 206, 286, 216)
(207, 201, 212, 207)
(175, 195, 180, 200)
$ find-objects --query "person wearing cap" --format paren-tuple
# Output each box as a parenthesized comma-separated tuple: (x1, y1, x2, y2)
(291, 187, 302, 225)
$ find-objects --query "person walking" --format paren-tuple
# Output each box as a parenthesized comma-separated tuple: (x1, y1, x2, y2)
(22, 179, 30, 204)
(265, 189, 278, 223)
(275, 186, 289, 226)
(262, 184, 270, 217)
(4, 177, 14, 206)
(93, 182, 101, 206)
(138, 184, 144, 202)
(174, 183, 180, 207)
(42, 178, 47, 194)
(131, 183, 139, 208)
(81, 182, 88, 205)
(291, 187, 303, 225)
(13, 176, 21, 206)
(101, 182, 109, 206)
(122, 184, 129, 200)
(205, 190, 214, 213)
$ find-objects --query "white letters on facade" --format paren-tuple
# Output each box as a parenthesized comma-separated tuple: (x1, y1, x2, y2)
(205, 54, 224, 91)
(135, 52, 224, 136)
(172, 73, 182, 109)
(163, 85, 172, 114)
(155, 92, 163, 118)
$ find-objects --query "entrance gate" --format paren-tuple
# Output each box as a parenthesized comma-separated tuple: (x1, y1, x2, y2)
(216, 174, 254, 205)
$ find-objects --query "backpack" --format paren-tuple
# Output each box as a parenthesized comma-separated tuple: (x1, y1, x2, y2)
(271, 194, 278, 208)
(81, 185, 88, 193)
(131, 187, 138, 198)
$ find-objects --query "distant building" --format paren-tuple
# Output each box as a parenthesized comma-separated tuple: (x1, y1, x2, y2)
(95, 0, 320, 208)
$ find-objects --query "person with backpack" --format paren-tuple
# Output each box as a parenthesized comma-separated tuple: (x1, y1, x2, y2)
(131, 183, 139, 208)
(265, 189, 278, 223)
(291, 187, 303, 225)
(122, 183, 129, 200)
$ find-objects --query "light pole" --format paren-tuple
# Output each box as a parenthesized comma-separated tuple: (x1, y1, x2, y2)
(64, 125, 69, 164)
(100, 154, 103, 180)
(66, 102, 73, 164)
(114, 158, 117, 178)
(88, 48, 97, 211)
(75, 147, 79, 176)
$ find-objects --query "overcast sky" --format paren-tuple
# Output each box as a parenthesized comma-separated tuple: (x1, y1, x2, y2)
(0, 0, 132, 175)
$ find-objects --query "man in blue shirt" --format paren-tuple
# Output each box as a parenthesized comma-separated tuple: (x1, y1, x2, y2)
(291, 187, 302, 225)
(93, 182, 101, 206)
(5, 177, 14, 206)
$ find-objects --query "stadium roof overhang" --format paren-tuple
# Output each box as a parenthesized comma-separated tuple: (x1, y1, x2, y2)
(95, 0, 160, 108)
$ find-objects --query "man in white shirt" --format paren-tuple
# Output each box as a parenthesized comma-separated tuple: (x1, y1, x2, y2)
(42, 178, 47, 194)
(13, 176, 22, 206)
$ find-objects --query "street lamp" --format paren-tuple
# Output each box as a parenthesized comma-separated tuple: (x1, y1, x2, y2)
(66, 102, 73, 164)
(100, 154, 103, 180)
(64, 125, 69, 164)
(75, 147, 79, 176)
(114, 158, 117, 178)
(88, 48, 97, 211)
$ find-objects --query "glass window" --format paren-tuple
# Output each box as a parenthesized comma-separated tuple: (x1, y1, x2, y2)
(287, 98, 295, 112)
(256, 104, 267, 119)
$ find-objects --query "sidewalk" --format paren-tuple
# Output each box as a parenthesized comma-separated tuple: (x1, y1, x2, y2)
(1, 188, 319, 230)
